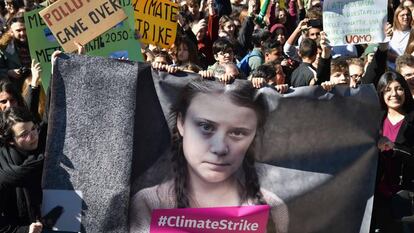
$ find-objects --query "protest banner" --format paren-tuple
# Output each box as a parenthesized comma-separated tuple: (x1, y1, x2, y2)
(38, 0, 127, 52)
(43, 53, 381, 232)
(25, 4, 142, 91)
(149, 206, 270, 232)
(133, 0, 178, 48)
(323, 0, 388, 46)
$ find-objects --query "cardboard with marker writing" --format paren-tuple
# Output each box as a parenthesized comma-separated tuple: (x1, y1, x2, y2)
(133, 0, 178, 48)
(39, 0, 127, 52)
(25, 3, 142, 90)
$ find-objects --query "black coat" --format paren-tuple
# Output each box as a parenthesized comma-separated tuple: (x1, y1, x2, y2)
(0, 123, 46, 233)
(377, 111, 414, 194)
(392, 111, 414, 191)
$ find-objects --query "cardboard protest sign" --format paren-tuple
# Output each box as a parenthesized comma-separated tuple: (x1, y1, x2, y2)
(45, 54, 380, 232)
(323, 0, 388, 46)
(25, 4, 142, 91)
(38, 0, 127, 52)
(133, 0, 178, 48)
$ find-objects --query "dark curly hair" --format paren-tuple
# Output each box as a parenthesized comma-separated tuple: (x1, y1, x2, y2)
(0, 106, 34, 145)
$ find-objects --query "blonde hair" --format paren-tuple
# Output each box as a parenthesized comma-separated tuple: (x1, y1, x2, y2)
(393, 5, 412, 31)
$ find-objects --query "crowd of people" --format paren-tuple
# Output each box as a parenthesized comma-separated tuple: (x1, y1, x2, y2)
(0, 0, 412, 232)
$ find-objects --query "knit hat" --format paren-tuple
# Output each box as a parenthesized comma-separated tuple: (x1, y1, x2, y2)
(362, 44, 378, 57)
(270, 24, 287, 37)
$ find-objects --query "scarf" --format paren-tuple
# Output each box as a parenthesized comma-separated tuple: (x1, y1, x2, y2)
(0, 145, 44, 224)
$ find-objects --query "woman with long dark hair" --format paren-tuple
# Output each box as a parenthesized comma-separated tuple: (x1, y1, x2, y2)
(130, 79, 288, 233)
(371, 71, 414, 233)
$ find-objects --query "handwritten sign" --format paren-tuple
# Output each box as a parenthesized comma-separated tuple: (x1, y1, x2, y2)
(133, 0, 178, 48)
(323, 0, 387, 46)
(39, 0, 127, 52)
(25, 3, 142, 90)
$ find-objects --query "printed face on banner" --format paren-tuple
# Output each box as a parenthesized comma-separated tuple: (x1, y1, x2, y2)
(39, 0, 127, 52)
(133, 0, 178, 48)
(177, 93, 258, 185)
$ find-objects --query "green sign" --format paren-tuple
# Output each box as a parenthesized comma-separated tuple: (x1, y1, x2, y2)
(25, 2, 143, 90)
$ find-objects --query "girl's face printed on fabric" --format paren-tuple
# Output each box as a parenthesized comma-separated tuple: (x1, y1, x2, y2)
(383, 80, 406, 111)
(177, 43, 190, 63)
(177, 93, 258, 185)
(11, 121, 39, 151)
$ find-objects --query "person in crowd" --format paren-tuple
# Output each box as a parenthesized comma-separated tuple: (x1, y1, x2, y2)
(289, 38, 318, 87)
(263, 40, 283, 64)
(218, 15, 237, 40)
(0, 79, 24, 111)
(359, 42, 389, 87)
(404, 29, 414, 55)
(175, 36, 200, 68)
(327, 58, 350, 86)
(21, 59, 43, 122)
(207, 38, 235, 72)
(152, 50, 173, 66)
(192, 0, 219, 68)
(268, 0, 297, 36)
(186, 0, 205, 25)
(130, 78, 288, 233)
(269, 24, 287, 46)
(3, 0, 21, 27)
(250, 62, 289, 93)
(371, 71, 414, 233)
(200, 62, 242, 83)
(237, 28, 270, 75)
(0, 106, 47, 233)
(283, 18, 320, 62)
(0, 13, 31, 91)
(388, 5, 412, 69)
(396, 54, 414, 97)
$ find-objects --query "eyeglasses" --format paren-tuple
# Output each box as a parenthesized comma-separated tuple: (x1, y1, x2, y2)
(217, 51, 233, 56)
(350, 74, 363, 80)
(14, 125, 39, 141)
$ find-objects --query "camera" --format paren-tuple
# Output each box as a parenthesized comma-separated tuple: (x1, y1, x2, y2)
(18, 66, 31, 78)
(308, 19, 322, 28)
